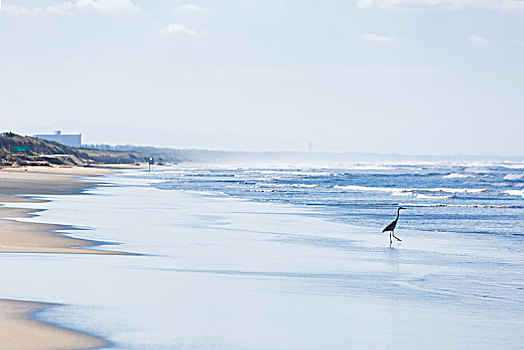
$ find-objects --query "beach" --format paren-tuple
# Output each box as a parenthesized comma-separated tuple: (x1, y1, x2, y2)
(0, 167, 129, 254)
(3, 0, 523, 347)
(0, 166, 523, 349)
(0, 166, 120, 349)
(0, 299, 107, 350)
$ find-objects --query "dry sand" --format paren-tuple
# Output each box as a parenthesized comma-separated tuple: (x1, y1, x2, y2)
(0, 166, 128, 349)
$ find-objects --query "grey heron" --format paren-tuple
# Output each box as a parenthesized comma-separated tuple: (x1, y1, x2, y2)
(382, 207, 406, 245)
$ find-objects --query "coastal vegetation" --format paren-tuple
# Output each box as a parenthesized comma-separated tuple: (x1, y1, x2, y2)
(0, 132, 149, 167)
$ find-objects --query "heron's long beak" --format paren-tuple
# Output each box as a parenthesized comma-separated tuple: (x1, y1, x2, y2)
(399, 207, 407, 210)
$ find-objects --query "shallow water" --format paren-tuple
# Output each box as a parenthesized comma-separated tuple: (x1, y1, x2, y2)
(0, 169, 523, 349)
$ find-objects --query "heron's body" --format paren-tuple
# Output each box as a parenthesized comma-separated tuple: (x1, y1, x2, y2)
(382, 207, 405, 245)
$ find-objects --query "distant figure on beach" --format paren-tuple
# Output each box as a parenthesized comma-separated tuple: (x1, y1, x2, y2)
(382, 207, 406, 246)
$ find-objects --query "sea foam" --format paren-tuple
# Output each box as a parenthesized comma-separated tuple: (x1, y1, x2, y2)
(503, 174, 524, 181)
(443, 173, 475, 179)
(504, 189, 524, 198)
(333, 185, 486, 195)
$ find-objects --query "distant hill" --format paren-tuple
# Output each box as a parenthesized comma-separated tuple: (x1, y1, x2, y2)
(0, 132, 151, 167)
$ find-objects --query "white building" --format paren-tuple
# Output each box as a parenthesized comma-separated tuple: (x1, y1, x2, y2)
(34, 130, 82, 148)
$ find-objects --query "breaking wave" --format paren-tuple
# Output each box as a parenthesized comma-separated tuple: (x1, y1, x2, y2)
(504, 174, 524, 181)
(334, 185, 486, 195)
(443, 173, 475, 179)
(414, 193, 454, 200)
(505, 189, 524, 198)
(399, 203, 523, 209)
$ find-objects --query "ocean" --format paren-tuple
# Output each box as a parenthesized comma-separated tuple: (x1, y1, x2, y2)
(148, 161, 524, 236)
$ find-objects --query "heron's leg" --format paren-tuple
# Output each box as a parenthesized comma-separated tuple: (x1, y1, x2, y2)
(389, 233, 392, 244)
(392, 230, 402, 241)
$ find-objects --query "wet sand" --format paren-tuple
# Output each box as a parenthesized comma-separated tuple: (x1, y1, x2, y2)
(0, 166, 127, 349)
(0, 166, 130, 254)
(0, 299, 108, 350)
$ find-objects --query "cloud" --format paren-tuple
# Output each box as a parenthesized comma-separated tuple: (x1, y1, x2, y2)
(360, 33, 398, 42)
(358, 0, 524, 12)
(512, 39, 524, 46)
(160, 23, 207, 36)
(54, 0, 140, 14)
(2, 5, 42, 15)
(467, 35, 491, 44)
(174, 4, 210, 13)
(2, 0, 140, 16)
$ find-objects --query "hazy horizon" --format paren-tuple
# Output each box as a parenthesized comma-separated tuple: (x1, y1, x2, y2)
(1, 0, 523, 155)
(6, 121, 523, 159)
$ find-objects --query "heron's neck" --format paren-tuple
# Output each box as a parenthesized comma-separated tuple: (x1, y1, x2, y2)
(396, 209, 401, 220)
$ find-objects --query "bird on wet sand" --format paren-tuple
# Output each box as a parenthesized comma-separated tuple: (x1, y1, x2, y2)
(382, 207, 406, 246)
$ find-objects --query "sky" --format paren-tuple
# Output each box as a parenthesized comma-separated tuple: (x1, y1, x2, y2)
(0, 0, 523, 155)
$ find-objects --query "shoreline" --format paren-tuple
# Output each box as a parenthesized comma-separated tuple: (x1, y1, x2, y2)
(0, 166, 131, 254)
(1, 166, 522, 349)
(0, 166, 129, 349)
(0, 299, 109, 350)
